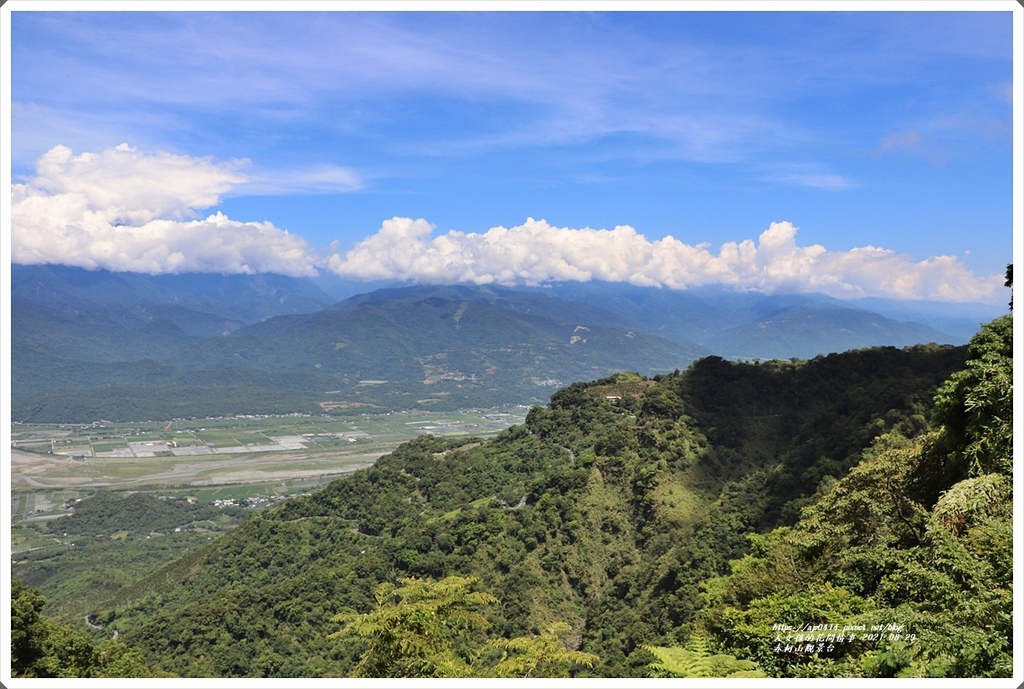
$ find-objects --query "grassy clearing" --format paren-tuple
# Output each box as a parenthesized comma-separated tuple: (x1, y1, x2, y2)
(95, 462, 170, 480)
(11, 441, 51, 453)
(653, 475, 706, 531)
(90, 444, 128, 454)
(193, 429, 245, 446)
(13, 494, 31, 515)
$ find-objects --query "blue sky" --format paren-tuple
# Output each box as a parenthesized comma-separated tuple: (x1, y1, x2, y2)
(6, 4, 1018, 303)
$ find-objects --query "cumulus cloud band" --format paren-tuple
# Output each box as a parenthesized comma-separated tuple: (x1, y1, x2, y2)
(327, 217, 1003, 302)
(12, 144, 317, 276)
(11, 144, 1002, 302)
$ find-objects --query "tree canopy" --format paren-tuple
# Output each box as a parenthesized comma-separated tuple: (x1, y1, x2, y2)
(328, 575, 597, 678)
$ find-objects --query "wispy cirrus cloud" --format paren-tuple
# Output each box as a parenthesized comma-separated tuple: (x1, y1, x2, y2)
(12, 11, 1011, 204)
(242, 164, 364, 196)
(0, 14, 885, 167)
(755, 161, 858, 191)
(878, 129, 948, 166)
(880, 130, 924, 152)
(771, 172, 857, 191)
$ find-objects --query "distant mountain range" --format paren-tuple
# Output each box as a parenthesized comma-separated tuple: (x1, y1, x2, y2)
(536, 281, 998, 358)
(9, 264, 1003, 422)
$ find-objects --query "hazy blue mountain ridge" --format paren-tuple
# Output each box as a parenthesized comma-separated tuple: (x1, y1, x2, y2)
(12, 264, 336, 335)
(10, 264, 993, 422)
(846, 296, 1004, 342)
(539, 281, 966, 355)
(702, 302, 957, 360)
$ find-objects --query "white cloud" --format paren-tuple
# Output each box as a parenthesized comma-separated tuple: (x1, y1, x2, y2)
(327, 217, 1003, 303)
(9, 143, 1002, 303)
(11, 144, 318, 276)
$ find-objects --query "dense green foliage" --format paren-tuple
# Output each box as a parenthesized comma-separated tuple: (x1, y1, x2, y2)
(695, 315, 1013, 678)
(28, 338, 982, 678)
(11, 580, 169, 678)
(51, 491, 248, 537)
(329, 575, 597, 677)
(643, 630, 765, 677)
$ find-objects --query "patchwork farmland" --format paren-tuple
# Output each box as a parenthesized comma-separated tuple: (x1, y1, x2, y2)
(10, 407, 527, 541)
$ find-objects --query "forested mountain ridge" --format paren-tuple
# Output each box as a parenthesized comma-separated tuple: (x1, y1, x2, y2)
(12, 264, 996, 423)
(12, 263, 336, 329)
(20, 330, 1001, 679)
(169, 283, 709, 384)
(11, 277, 710, 422)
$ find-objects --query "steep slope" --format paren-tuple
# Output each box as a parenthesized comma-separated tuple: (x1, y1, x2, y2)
(90, 341, 967, 677)
(695, 315, 1013, 678)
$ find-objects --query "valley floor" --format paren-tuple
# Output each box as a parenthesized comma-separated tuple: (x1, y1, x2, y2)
(10, 407, 526, 552)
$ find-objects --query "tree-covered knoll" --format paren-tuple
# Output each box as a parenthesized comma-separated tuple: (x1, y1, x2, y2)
(50, 491, 247, 538)
(47, 337, 977, 679)
(13, 492, 250, 622)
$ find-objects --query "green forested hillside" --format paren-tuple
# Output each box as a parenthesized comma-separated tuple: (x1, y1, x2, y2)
(695, 314, 1014, 678)
(20, 329, 1000, 679)
(11, 580, 164, 678)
